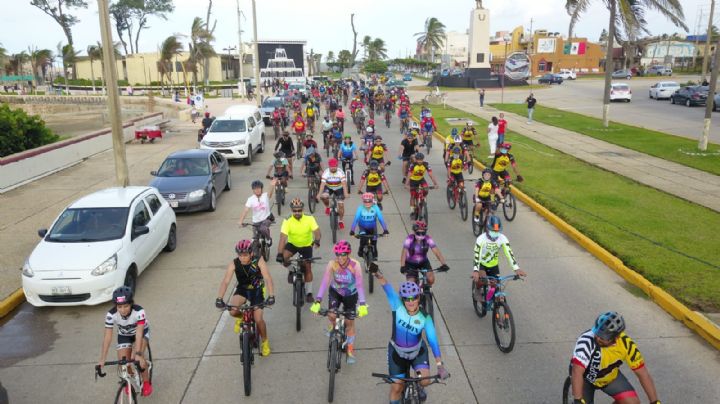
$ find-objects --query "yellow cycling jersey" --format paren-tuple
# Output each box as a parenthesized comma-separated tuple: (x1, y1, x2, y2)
(492, 154, 513, 172)
(572, 331, 645, 388)
(371, 144, 387, 160)
(476, 180, 496, 198)
(409, 162, 429, 181)
(306, 108, 314, 117)
(449, 158, 464, 174)
(280, 214, 319, 247)
(461, 128, 476, 140)
(364, 171, 383, 187)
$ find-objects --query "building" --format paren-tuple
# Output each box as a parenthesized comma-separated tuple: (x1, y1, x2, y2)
(444, 31, 470, 67)
(640, 40, 696, 67)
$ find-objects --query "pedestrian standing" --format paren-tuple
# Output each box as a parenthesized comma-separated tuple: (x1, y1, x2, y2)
(479, 88, 485, 107)
(497, 112, 507, 146)
(526, 93, 536, 123)
(487, 116, 499, 158)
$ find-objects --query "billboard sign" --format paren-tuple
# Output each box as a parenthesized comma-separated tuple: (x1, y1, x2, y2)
(257, 42, 306, 83)
(537, 38, 556, 53)
(504, 52, 531, 81)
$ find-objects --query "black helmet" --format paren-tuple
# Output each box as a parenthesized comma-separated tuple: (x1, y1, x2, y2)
(251, 180, 263, 189)
(481, 168, 493, 178)
(273, 151, 285, 159)
(369, 160, 380, 170)
(112, 286, 133, 305)
(415, 152, 425, 160)
(592, 311, 626, 340)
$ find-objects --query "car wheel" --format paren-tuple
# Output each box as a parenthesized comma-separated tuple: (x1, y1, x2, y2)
(258, 135, 266, 153)
(686, 99, 691, 107)
(163, 224, 177, 252)
(626, 75, 631, 80)
(244, 145, 253, 166)
(626, 99, 631, 103)
(208, 189, 217, 212)
(671, 97, 675, 104)
(124, 267, 137, 293)
(224, 171, 232, 191)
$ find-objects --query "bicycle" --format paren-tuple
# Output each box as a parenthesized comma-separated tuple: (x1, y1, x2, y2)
(356, 116, 365, 135)
(472, 199, 498, 237)
(318, 308, 356, 403)
(295, 132, 306, 161)
(242, 222, 273, 262)
(400, 118, 409, 134)
(410, 186, 433, 224)
(411, 267, 447, 320)
(421, 128, 433, 153)
(305, 173, 321, 213)
(471, 274, 521, 353)
(272, 119, 281, 140)
(223, 302, 269, 396)
(267, 176, 286, 215)
(288, 256, 322, 332)
(384, 110, 392, 128)
(372, 373, 446, 404)
(328, 193, 341, 244)
(341, 158, 355, 193)
(498, 178, 517, 222)
(95, 345, 152, 404)
(445, 177, 468, 221)
(353, 233, 385, 294)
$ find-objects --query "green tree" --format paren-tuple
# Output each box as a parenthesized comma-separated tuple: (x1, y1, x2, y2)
(0, 104, 59, 157)
(337, 49, 352, 68)
(566, 0, 687, 127)
(30, 0, 88, 48)
(415, 17, 446, 65)
(363, 60, 388, 74)
(598, 28, 608, 43)
(27, 47, 53, 87)
(109, 0, 174, 55)
(86, 44, 102, 92)
(326, 51, 335, 64)
(187, 16, 216, 88)
(367, 38, 388, 61)
(157, 35, 183, 90)
(0, 43, 7, 75)
(6, 52, 29, 76)
(361, 35, 372, 60)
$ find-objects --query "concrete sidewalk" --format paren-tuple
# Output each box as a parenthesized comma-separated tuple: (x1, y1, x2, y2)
(438, 94, 720, 213)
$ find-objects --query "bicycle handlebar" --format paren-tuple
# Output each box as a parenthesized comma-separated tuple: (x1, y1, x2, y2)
(95, 357, 144, 379)
(241, 222, 274, 228)
(224, 302, 270, 311)
(371, 373, 444, 383)
(318, 308, 357, 317)
(289, 256, 322, 264)
(353, 233, 386, 239)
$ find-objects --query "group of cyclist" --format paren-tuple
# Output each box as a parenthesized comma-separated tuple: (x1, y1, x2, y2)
(99, 77, 663, 404)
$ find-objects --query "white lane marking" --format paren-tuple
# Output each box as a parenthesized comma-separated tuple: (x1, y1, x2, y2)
(203, 310, 232, 358)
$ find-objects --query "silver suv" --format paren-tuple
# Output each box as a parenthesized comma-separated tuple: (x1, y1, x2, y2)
(647, 65, 672, 76)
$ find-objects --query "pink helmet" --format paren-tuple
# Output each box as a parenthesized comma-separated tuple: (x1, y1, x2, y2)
(333, 240, 352, 255)
(361, 192, 375, 203)
(328, 158, 339, 168)
(235, 239, 253, 254)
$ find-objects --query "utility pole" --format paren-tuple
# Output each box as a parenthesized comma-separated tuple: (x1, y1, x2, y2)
(529, 18, 534, 88)
(223, 46, 237, 80)
(236, 0, 245, 97)
(97, 0, 129, 186)
(252, 0, 261, 106)
(702, 0, 716, 81)
(700, 37, 720, 151)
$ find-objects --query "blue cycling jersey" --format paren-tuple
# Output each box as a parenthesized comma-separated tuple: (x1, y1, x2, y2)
(400, 111, 409, 119)
(340, 143, 356, 159)
(332, 129, 343, 140)
(350, 205, 388, 232)
(383, 283, 441, 357)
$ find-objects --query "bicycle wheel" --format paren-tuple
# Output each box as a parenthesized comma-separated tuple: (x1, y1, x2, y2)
(420, 201, 429, 225)
(308, 186, 316, 213)
(425, 132, 433, 151)
(114, 381, 137, 404)
(242, 331, 252, 396)
(423, 291, 434, 319)
(471, 281, 488, 318)
(562, 376, 573, 404)
(366, 249, 375, 294)
(446, 185, 456, 209)
(328, 337, 339, 403)
(330, 210, 338, 244)
(502, 193, 517, 222)
(262, 240, 270, 262)
(294, 277, 303, 332)
(459, 190, 468, 221)
(472, 208, 483, 236)
(468, 155, 474, 174)
(296, 138, 303, 160)
(144, 338, 153, 383)
(492, 301, 516, 353)
(346, 169, 352, 193)
(276, 187, 283, 216)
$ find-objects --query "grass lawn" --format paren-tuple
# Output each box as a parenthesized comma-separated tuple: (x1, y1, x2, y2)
(413, 104, 720, 312)
(490, 103, 720, 176)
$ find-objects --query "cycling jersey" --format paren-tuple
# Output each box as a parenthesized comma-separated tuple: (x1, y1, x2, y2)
(383, 101, 394, 111)
(382, 283, 440, 358)
(572, 331, 644, 388)
(492, 153, 516, 173)
(408, 162, 431, 182)
(234, 258, 264, 289)
(105, 305, 149, 337)
(280, 214, 319, 247)
(350, 204, 388, 232)
(321, 167, 346, 190)
(306, 107, 314, 118)
(360, 169, 385, 188)
(400, 138, 418, 157)
(340, 143, 357, 159)
(448, 157, 464, 175)
(421, 117, 436, 132)
(475, 179, 498, 199)
(461, 127, 476, 141)
(399, 109, 409, 119)
(293, 120, 305, 134)
(276, 137, 294, 155)
(322, 120, 333, 131)
(316, 259, 366, 302)
(336, 110, 345, 119)
(472, 233, 519, 271)
(403, 234, 436, 265)
(370, 144, 387, 160)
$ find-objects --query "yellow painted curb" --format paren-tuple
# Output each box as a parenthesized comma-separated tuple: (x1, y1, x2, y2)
(420, 119, 720, 350)
(0, 288, 25, 318)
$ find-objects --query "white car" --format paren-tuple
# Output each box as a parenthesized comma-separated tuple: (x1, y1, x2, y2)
(22, 187, 177, 306)
(557, 69, 577, 80)
(200, 105, 266, 165)
(649, 81, 680, 100)
(610, 83, 632, 102)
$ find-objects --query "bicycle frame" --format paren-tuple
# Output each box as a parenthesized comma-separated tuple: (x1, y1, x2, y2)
(478, 274, 520, 305)
(95, 357, 144, 401)
(372, 373, 444, 402)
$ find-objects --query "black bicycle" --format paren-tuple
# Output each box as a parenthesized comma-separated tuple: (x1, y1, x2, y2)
(267, 176, 286, 215)
(410, 266, 448, 320)
(354, 233, 385, 294)
(472, 199, 499, 237)
(242, 222, 272, 262)
(319, 308, 356, 403)
(328, 193, 340, 244)
(305, 173, 321, 214)
(223, 302, 269, 396)
(499, 179, 517, 222)
(341, 158, 355, 193)
(372, 373, 446, 404)
(471, 274, 521, 353)
(95, 343, 152, 404)
(288, 256, 322, 332)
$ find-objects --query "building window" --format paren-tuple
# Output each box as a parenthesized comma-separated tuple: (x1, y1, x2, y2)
(538, 61, 546, 72)
(476, 53, 484, 63)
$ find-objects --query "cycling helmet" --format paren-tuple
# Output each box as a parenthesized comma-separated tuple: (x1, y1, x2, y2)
(499, 142, 512, 150)
(486, 216, 502, 232)
(235, 239, 254, 254)
(368, 160, 380, 170)
(367, 126, 374, 133)
(344, 134, 352, 139)
(399, 281, 421, 298)
(412, 220, 428, 234)
(368, 119, 375, 125)
(362, 192, 375, 202)
(205, 112, 210, 117)
(273, 151, 285, 159)
(467, 121, 473, 127)
(112, 286, 133, 305)
(290, 198, 304, 209)
(410, 121, 420, 129)
(451, 128, 458, 136)
(481, 168, 493, 179)
(328, 158, 339, 168)
(251, 180, 263, 189)
(374, 135, 383, 141)
(592, 311, 626, 340)
(306, 146, 316, 155)
(415, 152, 425, 160)
(454, 136, 462, 143)
(333, 239, 352, 255)
(426, 112, 432, 117)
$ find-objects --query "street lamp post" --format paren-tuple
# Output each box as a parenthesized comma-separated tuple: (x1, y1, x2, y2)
(251, 0, 261, 106)
(236, 0, 245, 97)
(223, 46, 237, 81)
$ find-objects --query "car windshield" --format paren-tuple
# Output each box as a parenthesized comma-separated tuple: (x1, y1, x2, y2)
(210, 119, 246, 132)
(289, 85, 304, 90)
(262, 98, 283, 108)
(157, 157, 210, 177)
(614, 85, 630, 91)
(46, 207, 129, 242)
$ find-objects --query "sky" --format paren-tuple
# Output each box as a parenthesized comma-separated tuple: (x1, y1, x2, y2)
(0, 0, 714, 59)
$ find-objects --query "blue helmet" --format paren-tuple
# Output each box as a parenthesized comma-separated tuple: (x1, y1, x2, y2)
(399, 281, 421, 298)
(451, 128, 458, 136)
(486, 215, 502, 232)
(592, 311, 626, 340)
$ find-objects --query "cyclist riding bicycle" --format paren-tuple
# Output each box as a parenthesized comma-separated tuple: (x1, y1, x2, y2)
(398, 131, 420, 184)
(570, 312, 661, 404)
(473, 169, 504, 223)
(276, 198, 321, 303)
(238, 180, 276, 248)
(300, 147, 324, 179)
(461, 121, 477, 148)
(310, 240, 368, 364)
(98, 286, 153, 397)
(408, 121, 421, 141)
(335, 107, 346, 132)
(350, 191, 389, 258)
(372, 271, 450, 404)
(274, 132, 295, 177)
(445, 146, 466, 190)
(338, 134, 358, 185)
(368, 136, 390, 169)
(302, 132, 318, 154)
(405, 153, 439, 217)
(443, 128, 458, 160)
(400, 220, 449, 288)
(266, 152, 291, 187)
(420, 112, 437, 143)
(321, 116, 333, 149)
(320, 158, 350, 229)
(292, 114, 306, 138)
(367, 118, 375, 134)
(472, 216, 526, 307)
(215, 240, 276, 356)
(491, 142, 524, 184)
(357, 160, 390, 208)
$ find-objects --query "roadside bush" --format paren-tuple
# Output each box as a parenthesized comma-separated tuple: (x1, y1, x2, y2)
(0, 104, 59, 157)
(363, 60, 389, 74)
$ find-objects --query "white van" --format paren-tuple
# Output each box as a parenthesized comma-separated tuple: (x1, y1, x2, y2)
(200, 105, 266, 165)
(557, 69, 577, 80)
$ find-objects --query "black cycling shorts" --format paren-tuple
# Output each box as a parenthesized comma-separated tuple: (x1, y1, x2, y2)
(284, 243, 313, 259)
(328, 288, 358, 320)
(476, 264, 499, 277)
(234, 286, 265, 306)
(323, 187, 345, 200)
(405, 260, 431, 279)
(116, 328, 150, 350)
(581, 371, 637, 403)
(387, 342, 430, 378)
(449, 172, 464, 183)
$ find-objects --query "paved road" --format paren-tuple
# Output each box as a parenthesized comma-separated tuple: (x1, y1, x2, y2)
(1, 103, 719, 404)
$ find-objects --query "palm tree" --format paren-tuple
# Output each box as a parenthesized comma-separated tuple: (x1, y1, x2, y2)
(27, 47, 53, 90)
(87, 44, 103, 93)
(566, 0, 687, 127)
(361, 35, 372, 61)
(367, 38, 388, 61)
(157, 35, 184, 92)
(6, 52, 29, 76)
(56, 43, 80, 95)
(326, 51, 335, 64)
(0, 43, 7, 76)
(188, 17, 216, 88)
(415, 17, 447, 72)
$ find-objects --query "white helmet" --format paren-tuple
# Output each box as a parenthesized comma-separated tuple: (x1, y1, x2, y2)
(410, 121, 419, 129)
(366, 126, 374, 133)
(467, 121, 473, 127)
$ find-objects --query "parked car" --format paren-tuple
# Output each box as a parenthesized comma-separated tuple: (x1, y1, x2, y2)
(288, 83, 309, 103)
(670, 86, 709, 107)
(646, 65, 673, 76)
(556, 69, 577, 80)
(714, 93, 720, 111)
(403, 73, 412, 81)
(538, 73, 563, 84)
(612, 69, 633, 79)
(648, 81, 680, 99)
(22, 187, 177, 306)
(385, 79, 407, 88)
(200, 105, 266, 165)
(260, 96, 285, 125)
(609, 83, 632, 102)
(150, 149, 231, 213)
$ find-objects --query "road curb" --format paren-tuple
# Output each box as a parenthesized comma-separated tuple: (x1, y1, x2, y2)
(0, 288, 25, 318)
(420, 121, 720, 350)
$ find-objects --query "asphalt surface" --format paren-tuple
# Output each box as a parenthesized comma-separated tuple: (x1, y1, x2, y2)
(1, 101, 719, 404)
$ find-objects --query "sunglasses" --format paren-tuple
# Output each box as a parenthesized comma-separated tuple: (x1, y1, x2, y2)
(292, 209, 303, 213)
(402, 296, 419, 302)
(335, 252, 349, 257)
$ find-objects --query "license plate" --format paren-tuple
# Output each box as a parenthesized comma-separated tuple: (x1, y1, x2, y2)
(169, 201, 179, 208)
(52, 286, 72, 295)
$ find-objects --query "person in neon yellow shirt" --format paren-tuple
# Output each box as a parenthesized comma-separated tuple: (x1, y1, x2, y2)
(277, 198, 321, 303)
